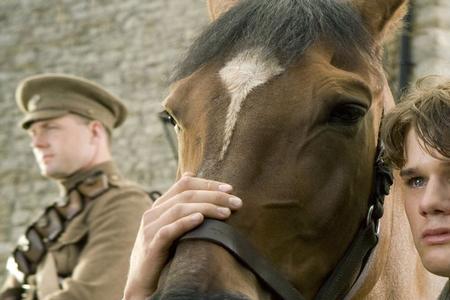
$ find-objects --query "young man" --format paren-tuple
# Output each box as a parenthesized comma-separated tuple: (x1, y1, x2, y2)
(381, 76, 450, 299)
(0, 74, 151, 300)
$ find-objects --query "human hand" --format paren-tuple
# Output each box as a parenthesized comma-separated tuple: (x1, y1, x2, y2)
(122, 172, 242, 300)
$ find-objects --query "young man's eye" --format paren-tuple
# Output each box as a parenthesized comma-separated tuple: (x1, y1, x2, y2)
(407, 177, 426, 188)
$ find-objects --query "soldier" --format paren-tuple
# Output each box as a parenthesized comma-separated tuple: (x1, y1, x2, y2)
(0, 74, 151, 300)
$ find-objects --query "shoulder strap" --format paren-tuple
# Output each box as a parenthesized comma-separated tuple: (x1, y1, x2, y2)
(147, 191, 161, 201)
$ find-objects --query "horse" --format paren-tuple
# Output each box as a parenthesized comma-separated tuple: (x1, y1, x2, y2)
(153, 0, 446, 299)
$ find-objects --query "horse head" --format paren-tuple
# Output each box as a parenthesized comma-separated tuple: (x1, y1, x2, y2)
(151, 1, 423, 299)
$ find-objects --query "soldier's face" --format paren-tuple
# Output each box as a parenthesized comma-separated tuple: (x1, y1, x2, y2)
(27, 114, 97, 179)
(401, 129, 450, 277)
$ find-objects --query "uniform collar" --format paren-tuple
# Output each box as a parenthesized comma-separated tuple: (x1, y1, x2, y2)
(58, 161, 121, 195)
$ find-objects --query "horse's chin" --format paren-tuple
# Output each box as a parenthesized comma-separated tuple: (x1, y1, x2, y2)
(150, 289, 253, 300)
(154, 241, 274, 300)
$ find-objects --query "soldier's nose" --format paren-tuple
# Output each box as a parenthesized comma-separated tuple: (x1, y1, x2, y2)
(30, 134, 48, 148)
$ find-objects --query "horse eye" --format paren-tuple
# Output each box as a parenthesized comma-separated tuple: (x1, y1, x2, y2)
(167, 114, 177, 127)
(328, 103, 367, 125)
(160, 110, 177, 127)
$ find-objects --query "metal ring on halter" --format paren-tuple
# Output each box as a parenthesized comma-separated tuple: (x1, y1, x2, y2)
(366, 205, 380, 235)
(366, 205, 374, 227)
(376, 220, 380, 235)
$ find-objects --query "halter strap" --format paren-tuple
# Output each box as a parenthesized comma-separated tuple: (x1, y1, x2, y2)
(181, 213, 379, 300)
(179, 116, 393, 299)
(315, 136, 393, 299)
(180, 219, 305, 300)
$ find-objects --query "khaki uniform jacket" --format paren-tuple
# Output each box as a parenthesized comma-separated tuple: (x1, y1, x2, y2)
(1, 161, 151, 300)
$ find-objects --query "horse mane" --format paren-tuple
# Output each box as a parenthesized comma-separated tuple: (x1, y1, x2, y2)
(172, 0, 377, 82)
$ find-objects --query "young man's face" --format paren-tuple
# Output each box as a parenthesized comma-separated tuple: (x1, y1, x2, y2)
(401, 128, 450, 276)
(27, 114, 96, 179)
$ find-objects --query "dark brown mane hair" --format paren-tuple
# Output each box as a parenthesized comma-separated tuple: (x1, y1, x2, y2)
(171, 0, 376, 82)
(381, 75, 450, 169)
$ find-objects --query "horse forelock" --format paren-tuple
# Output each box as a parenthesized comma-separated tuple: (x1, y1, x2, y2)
(171, 0, 375, 83)
(218, 48, 284, 160)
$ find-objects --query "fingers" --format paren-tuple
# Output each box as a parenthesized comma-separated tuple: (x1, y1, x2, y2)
(151, 212, 204, 253)
(144, 173, 242, 240)
(124, 174, 242, 299)
(153, 173, 234, 207)
(125, 212, 206, 297)
(143, 200, 235, 239)
(151, 188, 239, 217)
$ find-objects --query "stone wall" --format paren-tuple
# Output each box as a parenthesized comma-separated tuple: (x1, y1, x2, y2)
(0, 0, 208, 282)
(386, 0, 450, 96)
(377, 0, 450, 99)
(413, 0, 450, 78)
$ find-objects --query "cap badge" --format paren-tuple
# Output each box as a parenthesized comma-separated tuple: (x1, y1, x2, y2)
(28, 94, 42, 111)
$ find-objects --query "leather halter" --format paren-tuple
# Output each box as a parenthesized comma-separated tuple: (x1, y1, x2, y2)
(179, 142, 393, 300)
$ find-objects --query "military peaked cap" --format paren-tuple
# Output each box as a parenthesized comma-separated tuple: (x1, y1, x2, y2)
(16, 73, 127, 130)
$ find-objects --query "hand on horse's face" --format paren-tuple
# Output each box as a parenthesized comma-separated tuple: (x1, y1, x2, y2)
(123, 173, 242, 300)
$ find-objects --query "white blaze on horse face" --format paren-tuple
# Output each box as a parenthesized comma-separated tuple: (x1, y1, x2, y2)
(219, 48, 284, 160)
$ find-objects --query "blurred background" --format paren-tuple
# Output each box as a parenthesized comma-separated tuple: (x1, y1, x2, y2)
(0, 0, 449, 282)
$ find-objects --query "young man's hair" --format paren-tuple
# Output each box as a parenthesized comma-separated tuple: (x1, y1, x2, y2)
(381, 75, 450, 169)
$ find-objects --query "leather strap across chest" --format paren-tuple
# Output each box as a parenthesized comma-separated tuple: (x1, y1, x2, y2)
(8, 171, 111, 282)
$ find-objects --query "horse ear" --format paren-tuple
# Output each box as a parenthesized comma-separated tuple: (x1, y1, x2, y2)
(352, 0, 409, 41)
(207, 0, 240, 21)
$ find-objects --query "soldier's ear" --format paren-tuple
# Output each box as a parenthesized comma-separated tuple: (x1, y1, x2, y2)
(87, 120, 106, 140)
(207, 0, 240, 21)
(351, 0, 409, 42)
